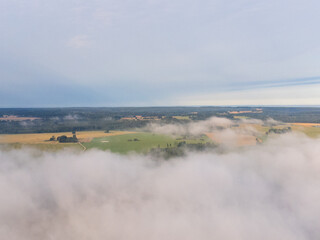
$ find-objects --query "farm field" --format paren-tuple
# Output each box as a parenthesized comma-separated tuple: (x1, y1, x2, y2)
(248, 123, 320, 138)
(290, 125, 320, 138)
(255, 123, 320, 138)
(83, 132, 212, 154)
(1, 121, 320, 153)
(0, 131, 135, 144)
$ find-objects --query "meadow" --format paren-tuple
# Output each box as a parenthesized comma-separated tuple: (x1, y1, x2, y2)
(83, 132, 212, 154)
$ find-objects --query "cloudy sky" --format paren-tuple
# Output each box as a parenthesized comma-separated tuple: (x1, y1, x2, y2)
(1, 0, 320, 107)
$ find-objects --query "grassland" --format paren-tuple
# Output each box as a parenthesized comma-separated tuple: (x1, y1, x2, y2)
(83, 132, 212, 154)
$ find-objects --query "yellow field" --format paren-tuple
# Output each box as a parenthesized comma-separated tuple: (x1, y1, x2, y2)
(0, 131, 136, 144)
(290, 123, 320, 127)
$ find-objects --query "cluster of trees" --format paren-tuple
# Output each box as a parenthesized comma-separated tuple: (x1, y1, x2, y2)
(266, 127, 292, 135)
(150, 142, 217, 159)
(47, 132, 78, 143)
(56, 136, 78, 143)
(128, 138, 139, 142)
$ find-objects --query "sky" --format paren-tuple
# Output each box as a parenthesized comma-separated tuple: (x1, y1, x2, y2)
(1, 0, 320, 107)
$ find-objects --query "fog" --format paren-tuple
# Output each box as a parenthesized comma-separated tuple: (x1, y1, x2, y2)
(144, 117, 264, 148)
(143, 116, 280, 137)
(1, 132, 320, 239)
(144, 117, 234, 136)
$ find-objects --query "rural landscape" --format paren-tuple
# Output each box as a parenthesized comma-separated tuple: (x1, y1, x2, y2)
(1, 107, 320, 155)
(1, 107, 320, 239)
(2, 0, 320, 239)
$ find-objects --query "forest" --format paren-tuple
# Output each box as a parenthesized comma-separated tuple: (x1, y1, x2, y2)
(1, 107, 320, 134)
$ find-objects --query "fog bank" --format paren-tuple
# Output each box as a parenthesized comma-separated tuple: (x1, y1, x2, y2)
(0, 134, 320, 239)
(144, 117, 234, 136)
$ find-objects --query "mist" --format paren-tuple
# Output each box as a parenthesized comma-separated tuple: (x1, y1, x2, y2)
(1, 132, 320, 239)
(144, 117, 264, 148)
(144, 117, 234, 136)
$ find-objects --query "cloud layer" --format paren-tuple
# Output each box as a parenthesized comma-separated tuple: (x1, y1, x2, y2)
(1, 133, 320, 239)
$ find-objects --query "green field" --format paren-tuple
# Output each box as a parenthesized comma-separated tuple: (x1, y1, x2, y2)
(291, 126, 320, 138)
(83, 132, 212, 154)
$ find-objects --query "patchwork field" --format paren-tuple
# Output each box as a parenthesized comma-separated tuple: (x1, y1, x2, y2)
(1, 121, 320, 153)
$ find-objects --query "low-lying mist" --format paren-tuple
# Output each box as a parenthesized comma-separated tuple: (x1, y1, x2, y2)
(144, 116, 269, 148)
(144, 117, 234, 136)
(143, 116, 280, 137)
(1, 130, 320, 239)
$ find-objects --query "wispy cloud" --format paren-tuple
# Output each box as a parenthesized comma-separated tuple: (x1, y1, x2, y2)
(231, 76, 320, 91)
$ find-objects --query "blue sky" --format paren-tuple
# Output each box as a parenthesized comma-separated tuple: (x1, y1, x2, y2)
(1, 0, 320, 107)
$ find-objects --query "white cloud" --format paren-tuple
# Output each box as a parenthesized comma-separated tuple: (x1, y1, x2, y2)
(1, 133, 320, 239)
